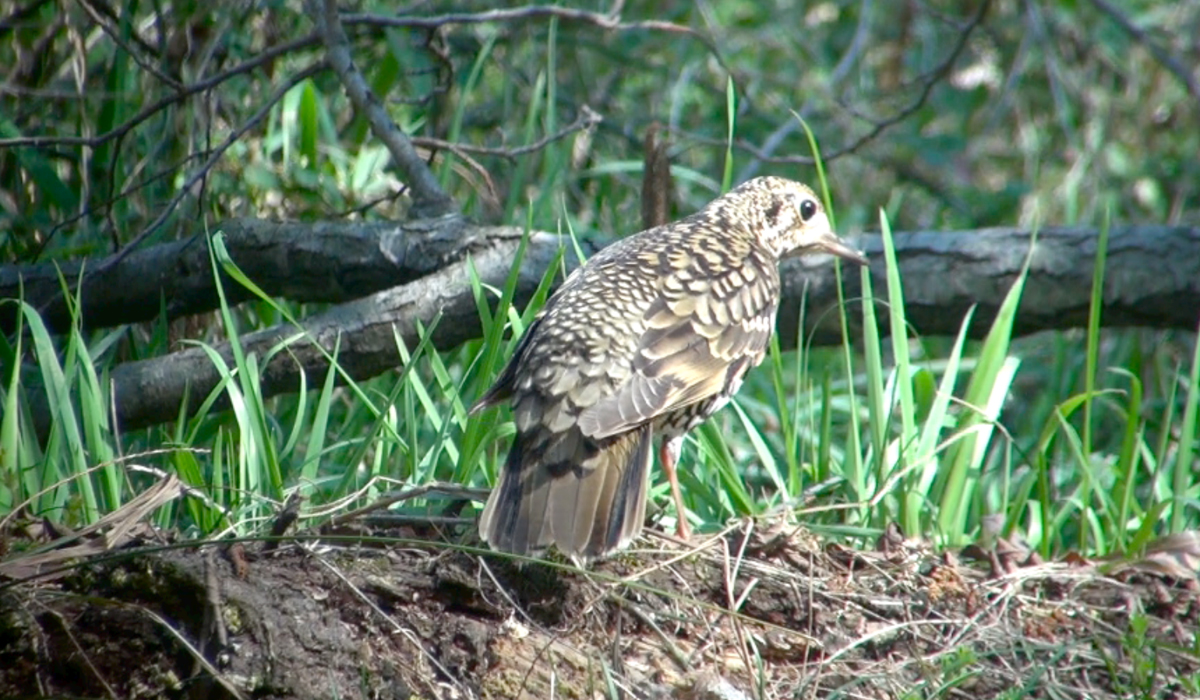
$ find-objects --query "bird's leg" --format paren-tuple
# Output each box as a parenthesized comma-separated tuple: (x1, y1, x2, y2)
(660, 436, 692, 540)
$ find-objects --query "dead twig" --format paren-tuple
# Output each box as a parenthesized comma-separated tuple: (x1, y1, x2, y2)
(411, 104, 602, 160)
(42, 61, 326, 307)
(324, 482, 488, 528)
(307, 0, 457, 219)
(77, 0, 183, 90)
(0, 34, 320, 150)
(37, 604, 118, 699)
(313, 553, 472, 699)
(679, 0, 992, 166)
(1087, 0, 1200, 103)
(344, 4, 703, 39)
(141, 605, 248, 700)
(344, 1, 735, 78)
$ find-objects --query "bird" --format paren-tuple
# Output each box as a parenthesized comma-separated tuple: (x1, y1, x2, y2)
(471, 176, 867, 560)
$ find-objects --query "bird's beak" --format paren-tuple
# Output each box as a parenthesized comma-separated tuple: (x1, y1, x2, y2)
(811, 230, 869, 266)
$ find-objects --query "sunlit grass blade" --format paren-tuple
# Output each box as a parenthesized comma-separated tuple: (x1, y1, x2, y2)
(1045, 393, 1121, 552)
(393, 316, 457, 484)
(172, 448, 220, 533)
(299, 337, 339, 498)
(21, 300, 95, 523)
(722, 76, 736, 191)
(298, 78, 320, 169)
(765, 296, 807, 498)
(459, 226, 545, 486)
(941, 355, 1020, 545)
(910, 311, 973, 533)
(0, 302, 24, 513)
(1108, 367, 1143, 553)
(279, 363, 309, 463)
(467, 219, 541, 395)
(1078, 208, 1110, 549)
(1171, 318, 1200, 533)
(858, 255, 887, 491)
(793, 112, 836, 230)
(729, 400, 786, 501)
(212, 427, 229, 524)
(879, 211, 918, 523)
(694, 421, 755, 520)
(193, 343, 253, 522)
(206, 234, 281, 506)
(795, 113, 863, 523)
(933, 231, 1033, 543)
(211, 232, 403, 458)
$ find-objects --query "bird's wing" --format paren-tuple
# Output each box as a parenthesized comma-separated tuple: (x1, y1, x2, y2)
(576, 262, 777, 440)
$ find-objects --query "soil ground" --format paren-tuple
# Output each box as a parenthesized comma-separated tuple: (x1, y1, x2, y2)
(2, 515, 1198, 699)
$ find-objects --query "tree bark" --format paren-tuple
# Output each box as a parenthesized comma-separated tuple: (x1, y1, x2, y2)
(779, 224, 1200, 346)
(0, 214, 477, 335)
(11, 221, 1199, 434)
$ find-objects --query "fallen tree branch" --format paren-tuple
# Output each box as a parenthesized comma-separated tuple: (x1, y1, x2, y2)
(0, 214, 486, 335)
(105, 226, 589, 433)
(19, 221, 1189, 435)
(8, 221, 1197, 344)
(778, 224, 1200, 346)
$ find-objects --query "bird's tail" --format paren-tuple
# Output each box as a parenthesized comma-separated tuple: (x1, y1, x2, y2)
(480, 423, 652, 560)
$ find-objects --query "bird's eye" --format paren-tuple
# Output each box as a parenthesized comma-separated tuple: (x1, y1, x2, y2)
(799, 198, 818, 222)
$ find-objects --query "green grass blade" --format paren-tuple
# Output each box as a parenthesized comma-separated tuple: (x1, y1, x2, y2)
(444, 32, 498, 186)
(300, 337, 340, 498)
(857, 262, 888, 502)
(935, 232, 1034, 543)
(1109, 367, 1143, 552)
(879, 212, 917, 514)
(0, 302, 23, 513)
(1171, 318, 1200, 533)
(911, 309, 974, 533)
(1079, 207, 1110, 548)
(695, 421, 755, 519)
(729, 400, 786, 500)
(299, 79, 320, 169)
(21, 301, 94, 522)
(722, 76, 736, 191)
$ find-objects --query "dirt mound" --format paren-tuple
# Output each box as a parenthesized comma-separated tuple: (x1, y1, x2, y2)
(2, 519, 1197, 699)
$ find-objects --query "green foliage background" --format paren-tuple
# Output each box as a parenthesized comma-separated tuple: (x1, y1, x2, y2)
(1, 1, 1198, 558)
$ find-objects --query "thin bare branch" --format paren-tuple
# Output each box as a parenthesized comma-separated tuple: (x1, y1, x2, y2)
(76, 0, 183, 90)
(1087, 0, 1200, 103)
(307, 0, 457, 219)
(343, 4, 699, 35)
(84, 63, 325, 278)
(411, 104, 602, 159)
(679, 0, 991, 166)
(343, 2, 734, 79)
(0, 34, 321, 150)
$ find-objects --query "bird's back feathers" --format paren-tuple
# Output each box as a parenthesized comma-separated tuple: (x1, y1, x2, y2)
(473, 176, 864, 559)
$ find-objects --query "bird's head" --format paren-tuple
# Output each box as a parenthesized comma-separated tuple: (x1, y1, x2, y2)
(719, 176, 868, 265)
